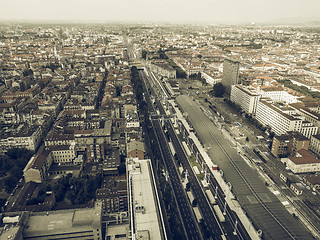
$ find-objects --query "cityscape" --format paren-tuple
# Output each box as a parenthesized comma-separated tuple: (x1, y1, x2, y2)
(0, 3, 320, 240)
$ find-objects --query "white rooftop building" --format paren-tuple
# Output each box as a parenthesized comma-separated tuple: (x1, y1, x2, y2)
(127, 158, 166, 240)
(230, 85, 260, 114)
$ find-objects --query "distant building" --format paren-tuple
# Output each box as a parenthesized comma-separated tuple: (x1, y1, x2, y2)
(103, 148, 121, 175)
(260, 86, 299, 104)
(150, 60, 176, 79)
(271, 132, 309, 158)
(222, 58, 240, 95)
(291, 103, 320, 129)
(230, 85, 260, 114)
(44, 132, 75, 146)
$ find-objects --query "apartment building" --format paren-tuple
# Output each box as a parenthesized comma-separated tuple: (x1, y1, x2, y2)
(47, 143, 77, 164)
(271, 132, 309, 157)
(23, 146, 53, 183)
(150, 60, 176, 79)
(260, 86, 299, 104)
(309, 134, 320, 157)
(230, 85, 260, 114)
(300, 121, 318, 139)
(256, 100, 302, 136)
(0, 125, 42, 153)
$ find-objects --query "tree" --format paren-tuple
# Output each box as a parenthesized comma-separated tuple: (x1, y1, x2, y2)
(186, 182, 191, 191)
(141, 50, 147, 60)
(5, 175, 17, 193)
(118, 162, 126, 174)
(19, 82, 26, 92)
(246, 137, 249, 142)
(115, 85, 122, 97)
(23, 69, 33, 77)
(192, 199, 197, 207)
(213, 83, 225, 97)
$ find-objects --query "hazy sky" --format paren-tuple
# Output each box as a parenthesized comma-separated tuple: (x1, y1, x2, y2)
(1, 0, 320, 24)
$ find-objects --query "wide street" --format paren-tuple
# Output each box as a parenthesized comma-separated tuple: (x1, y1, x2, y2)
(176, 94, 314, 240)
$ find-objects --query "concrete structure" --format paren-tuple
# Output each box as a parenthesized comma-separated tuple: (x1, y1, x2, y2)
(23, 146, 53, 183)
(48, 143, 77, 164)
(103, 149, 120, 175)
(260, 86, 299, 104)
(222, 58, 240, 95)
(256, 100, 302, 136)
(305, 175, 320, 191)
(0, 212, 28, 240)
(271, 132, 309, 158)
(284, 149, 320, 173)
(127, 140, 145, 160)
(309, 134, 320, 157)
(0, 125, 42, 153)
(23, 201, 102, 240)
(230, 85, 260, 114)
(291, 103, 320, 128)
(127, 158, 165, 240)
(300, 121, 318, 139)
(150, 60, 176, 79)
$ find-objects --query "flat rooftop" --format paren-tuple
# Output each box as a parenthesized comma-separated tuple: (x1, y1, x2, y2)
(127, 158, 162, 240)
(23, 203, 101, 238)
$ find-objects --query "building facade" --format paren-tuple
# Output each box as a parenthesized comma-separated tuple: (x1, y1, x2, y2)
(0, 125, 42, 153)
(230, 85, 260, 114)
(23, 146, 53, 183)
(256, 100, 302, 136)
(309, 134, 320, 157)
(222, 58, 240, 95)
(285, 149, 320, 173)
(271, 133, 309, 158)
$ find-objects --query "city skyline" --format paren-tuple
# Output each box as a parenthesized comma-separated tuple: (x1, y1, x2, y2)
(1, 0, 320, 25)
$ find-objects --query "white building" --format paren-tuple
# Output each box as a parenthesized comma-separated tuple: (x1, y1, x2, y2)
(309, 134, 320, 157)
(127, 158, 165, 240)
(230, 85, 260, 114)
(0, 125, 42, 153)
(256, 100, 302, 136)
(291, 104, 320, 128)
(284, 149, 320, 173)
(259, 86, 299, 104)
(300, 121, 318, 139)
(48, 143, 78, 164)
